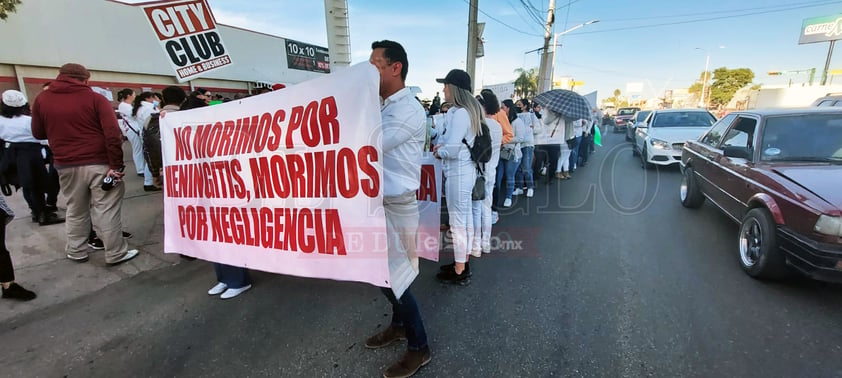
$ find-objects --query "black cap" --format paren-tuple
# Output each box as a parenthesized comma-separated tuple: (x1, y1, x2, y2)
(436, 69, 472, 92)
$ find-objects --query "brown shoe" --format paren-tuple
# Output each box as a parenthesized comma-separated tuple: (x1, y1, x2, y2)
(365, 326, 406, 349)
(384, 347, 431, 378)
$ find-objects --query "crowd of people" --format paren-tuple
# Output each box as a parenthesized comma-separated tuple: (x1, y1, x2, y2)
(426, 74, 601, 285)
(0, 39, 602, 376)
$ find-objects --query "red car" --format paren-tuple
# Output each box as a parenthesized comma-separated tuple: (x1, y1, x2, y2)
(612, 107, 640, 132)
(680, 108, 842, 282)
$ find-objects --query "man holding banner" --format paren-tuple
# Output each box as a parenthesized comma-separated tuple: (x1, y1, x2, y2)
(364, 40, 431, 378)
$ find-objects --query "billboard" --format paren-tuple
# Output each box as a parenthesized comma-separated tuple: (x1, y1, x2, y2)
(141, 0, 233, 82)
(285, 39, 331, 73)
(799, 14, 842, 44)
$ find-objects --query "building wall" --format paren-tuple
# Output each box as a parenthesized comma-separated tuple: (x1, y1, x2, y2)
(0, 0, 325, 101)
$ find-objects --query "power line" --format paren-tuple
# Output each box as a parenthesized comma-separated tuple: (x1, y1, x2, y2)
(581, 0, 834, 23)
(461, 0, 544, 37)
(567, 1, 838, 35)
(507, 0, 544, 30)
(517, 0, 547, 28)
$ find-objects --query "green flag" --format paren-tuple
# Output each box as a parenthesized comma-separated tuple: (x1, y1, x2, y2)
(594, 125, 602, 146)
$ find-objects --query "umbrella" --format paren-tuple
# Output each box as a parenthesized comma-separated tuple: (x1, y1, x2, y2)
(534, 89, 592, 121)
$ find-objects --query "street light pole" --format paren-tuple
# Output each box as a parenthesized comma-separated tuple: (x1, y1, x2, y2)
(695, 46, 723, 109)
(550, 19, 598, 90)
(697, 49, 710, 109)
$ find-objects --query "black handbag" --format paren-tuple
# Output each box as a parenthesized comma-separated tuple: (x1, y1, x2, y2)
(471, 164, 486, 201)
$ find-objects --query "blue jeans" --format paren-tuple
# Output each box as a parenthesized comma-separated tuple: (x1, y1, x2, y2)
(214, 263, 251, 289)
(381, 287, 428, 350)
(495, 156, 520, 205)
(516, 146, 534, 190)
(568, 136, 582, 170)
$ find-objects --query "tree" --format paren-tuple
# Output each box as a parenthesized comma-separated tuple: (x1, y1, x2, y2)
(513, 67, 538, 98)
(0, 0, 21, 20)
(709, 67, 754, 109)
(613, 88, 621, 98)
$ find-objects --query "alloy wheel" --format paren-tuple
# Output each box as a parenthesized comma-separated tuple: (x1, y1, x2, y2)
(740, 218, 763, 267)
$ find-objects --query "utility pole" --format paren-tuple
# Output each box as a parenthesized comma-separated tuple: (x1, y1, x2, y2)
(821, 40, 836, 85)
(466, 0, 479, 91)
(536, 0, 555, 94)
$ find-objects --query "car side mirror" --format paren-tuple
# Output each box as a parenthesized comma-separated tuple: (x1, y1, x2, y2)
(723, 146, 752, 160)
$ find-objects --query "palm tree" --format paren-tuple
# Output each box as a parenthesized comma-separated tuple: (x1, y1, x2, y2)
(1, 0, 22, 20)
(513, 67, 538, 98)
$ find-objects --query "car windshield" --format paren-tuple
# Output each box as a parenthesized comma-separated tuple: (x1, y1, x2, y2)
(650, 111, 716, 128)
(617, 108, 637, 116)
(760, 114, 842, 162)
(636, 110, 651, 122)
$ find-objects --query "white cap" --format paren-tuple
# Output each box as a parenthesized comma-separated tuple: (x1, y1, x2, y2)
(2, 90, 27, 108)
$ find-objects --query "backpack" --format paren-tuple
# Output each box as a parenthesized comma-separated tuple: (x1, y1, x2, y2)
(462, 121, 492, 164)
(143, 113, 163, 177)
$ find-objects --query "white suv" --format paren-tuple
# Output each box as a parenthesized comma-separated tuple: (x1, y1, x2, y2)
(633, 109, 717, 168)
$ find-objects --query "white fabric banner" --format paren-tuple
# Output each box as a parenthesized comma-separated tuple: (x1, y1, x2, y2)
(159, 63, 392, 288)
(416, 152, 441, 262)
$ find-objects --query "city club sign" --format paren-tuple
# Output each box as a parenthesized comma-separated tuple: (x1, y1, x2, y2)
(800, 14, 842, 44)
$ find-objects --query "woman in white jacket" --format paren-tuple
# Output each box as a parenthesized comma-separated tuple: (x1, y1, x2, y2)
(433, 69, 482, 285)
(535, 106, 565, 184)
(129, 92, 160, 191)
(514, 99, 539, 197)
(470, 91, 503, 257)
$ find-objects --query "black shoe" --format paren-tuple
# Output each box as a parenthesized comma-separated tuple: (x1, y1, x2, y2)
(122, 231, 133, 238)
(44, 205, 58, 213)
(87, 237, 105, 250)
(438, 262, 473, 277)
(38, 212, 65, 226)
(144, 185, 162, 192)
(436, 263, 471, 285)
(2, 282, 37, 301)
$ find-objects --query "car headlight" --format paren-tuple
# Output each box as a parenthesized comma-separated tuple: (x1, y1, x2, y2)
(649, 138, 670, 150)
(814, 215, 842, 237)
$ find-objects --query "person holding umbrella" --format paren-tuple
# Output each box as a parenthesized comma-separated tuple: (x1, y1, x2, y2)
(533, 89, 592, 183)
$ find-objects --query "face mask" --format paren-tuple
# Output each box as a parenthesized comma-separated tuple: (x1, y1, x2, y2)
(152, 101, 159, 108)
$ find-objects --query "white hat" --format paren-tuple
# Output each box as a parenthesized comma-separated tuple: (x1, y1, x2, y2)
(2, 90, 27, 108)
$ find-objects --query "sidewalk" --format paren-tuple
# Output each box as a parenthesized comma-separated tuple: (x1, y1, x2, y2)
(0, 143, 183, 322)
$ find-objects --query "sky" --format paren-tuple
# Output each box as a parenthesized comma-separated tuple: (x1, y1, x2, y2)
(148, 0, 842, 102)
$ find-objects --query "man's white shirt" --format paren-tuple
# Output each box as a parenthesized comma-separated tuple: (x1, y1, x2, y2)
(380, 87, 426, 197)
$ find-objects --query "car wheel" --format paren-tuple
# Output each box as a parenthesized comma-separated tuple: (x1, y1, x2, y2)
(640, 147, 653, 169)
(739, 208, 789, 280)
(625, 129, 632, 141)
(632, 142, 639, 156)
(680, 166, 704, 208)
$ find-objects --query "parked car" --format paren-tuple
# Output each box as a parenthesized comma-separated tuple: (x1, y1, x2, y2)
(612, 107, 640, 132)
(811, 93, 842, 107)
(633, 109, 716, 168)
(680, 108, 842, 282)
(625, 109, 651, 142)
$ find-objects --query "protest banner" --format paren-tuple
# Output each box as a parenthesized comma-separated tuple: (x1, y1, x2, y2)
(159, 63, 391, 288)
(416, 153, 441, 262)
(141, 0, 232, 82)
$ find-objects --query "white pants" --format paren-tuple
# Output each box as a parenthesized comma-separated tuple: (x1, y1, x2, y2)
(125, 130, 152, 185)
(557, 142, 572, 173)
(444, 163, 475, 263)
(471, 161, 497, 253)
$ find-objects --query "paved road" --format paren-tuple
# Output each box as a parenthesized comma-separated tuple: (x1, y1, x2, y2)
(4, 129, 842, 377)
